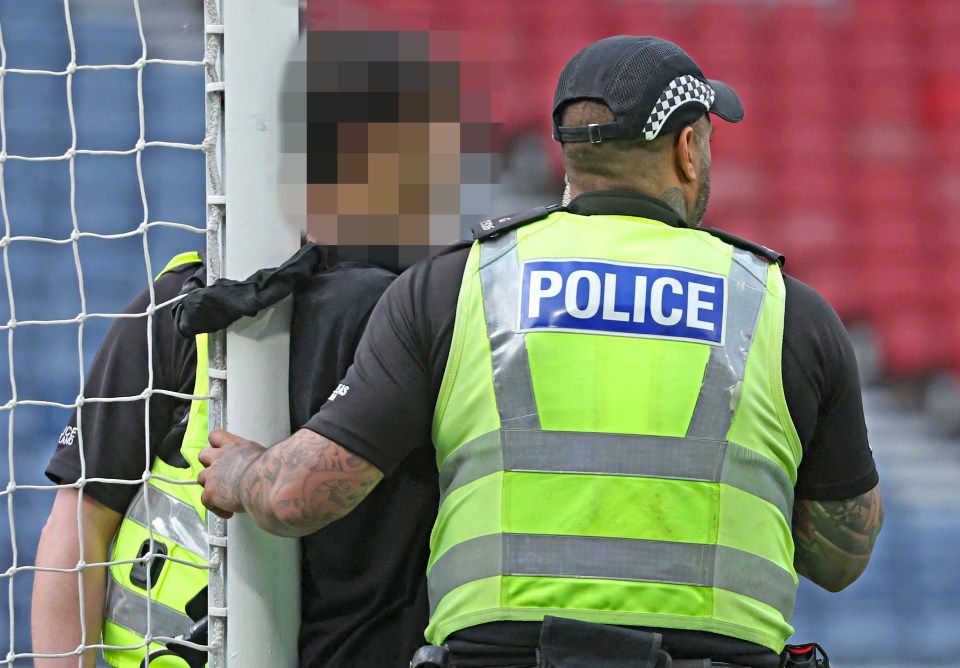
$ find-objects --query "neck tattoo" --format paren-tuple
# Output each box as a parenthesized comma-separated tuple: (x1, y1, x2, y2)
(659, 187, 688, 224)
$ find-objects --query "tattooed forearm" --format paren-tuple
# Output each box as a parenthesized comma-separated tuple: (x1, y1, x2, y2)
(792, 484, 883, 592)
(239, 429, 384, 537)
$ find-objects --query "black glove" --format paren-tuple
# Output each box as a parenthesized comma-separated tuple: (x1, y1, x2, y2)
(174, 242, 330, 336)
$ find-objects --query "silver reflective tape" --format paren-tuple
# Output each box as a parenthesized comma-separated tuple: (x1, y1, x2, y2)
(429, 533, 501, 615)
(715, 541, 797, 620)
(127, 484, 208, 559)
(502, 430, 726, 480)
(429, 533, 795, 619)
(105, 569, 194, 639)
(686, 249, 769, 440)
(723, 441, 794, 520)
(439, 430, 792, 520)
(478, 231, 541, 429)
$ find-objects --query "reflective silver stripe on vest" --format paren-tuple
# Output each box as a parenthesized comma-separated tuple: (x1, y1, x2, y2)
(428, 533, 796, 620)
(104, 483, 208, 637)
(105, 569, 195, 639)
(439, 430, 793, 521)
(478, 230, 540, 429)
(125, 483, 208, 559)
(686, 249, 769, 439)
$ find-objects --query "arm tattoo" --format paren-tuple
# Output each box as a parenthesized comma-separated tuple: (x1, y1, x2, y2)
(239, 430, 383, 537)
(792, 485, 884, 591)
(659, 187, 688, 224)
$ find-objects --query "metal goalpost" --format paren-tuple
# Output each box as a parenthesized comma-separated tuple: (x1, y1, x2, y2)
(204, 1, 301, 666)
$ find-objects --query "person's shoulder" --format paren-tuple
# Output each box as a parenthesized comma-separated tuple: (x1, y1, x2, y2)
(702, 227, 785, 266)
(781, 272, 853, 372)
(399, 240, 472, 285)
(154, 250, 205, 299)
(471, 205, 561, 241)
(317, 260, 398, 291)
(114, 251, 203, 316)
(373, 241, 471, 330)
(782, 273, 844, 326)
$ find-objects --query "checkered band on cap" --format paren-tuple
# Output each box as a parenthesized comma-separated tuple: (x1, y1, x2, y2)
(643, 75, 716, 140)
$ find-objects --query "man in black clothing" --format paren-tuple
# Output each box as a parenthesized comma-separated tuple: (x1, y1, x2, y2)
(284, 260, 436, 667)
(199, 36, 883, 667)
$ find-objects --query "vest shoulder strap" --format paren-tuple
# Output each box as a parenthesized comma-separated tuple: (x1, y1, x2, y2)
(703, 227, 785, 267)
(156, 251, 203, 280)
(471, 204, 564, 242)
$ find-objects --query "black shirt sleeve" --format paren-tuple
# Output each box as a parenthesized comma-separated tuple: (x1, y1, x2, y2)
(781, 274, 879, 500)
(302, 246, 468, 475)
(45, 263, 201, 514)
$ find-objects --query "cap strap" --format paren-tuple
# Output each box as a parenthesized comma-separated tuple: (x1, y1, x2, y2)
(553, 122, 622, 144)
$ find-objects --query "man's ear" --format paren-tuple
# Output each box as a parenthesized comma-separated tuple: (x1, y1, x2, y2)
(675, 126, 698, 184)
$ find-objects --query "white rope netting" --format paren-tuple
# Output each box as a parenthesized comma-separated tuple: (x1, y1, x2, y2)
(0, 0, 213, 664)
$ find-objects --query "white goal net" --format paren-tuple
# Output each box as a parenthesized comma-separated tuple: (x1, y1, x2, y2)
(0, 0, 219, 664)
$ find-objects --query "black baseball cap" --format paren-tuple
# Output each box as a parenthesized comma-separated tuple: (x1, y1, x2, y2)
(552, 36, 744, 143)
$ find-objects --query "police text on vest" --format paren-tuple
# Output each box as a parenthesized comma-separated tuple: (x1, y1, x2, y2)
(519, 259, 726, 344)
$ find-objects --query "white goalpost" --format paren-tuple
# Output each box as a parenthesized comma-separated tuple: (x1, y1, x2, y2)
(204, 1, 300, 666)
(0, 0, 299, 665)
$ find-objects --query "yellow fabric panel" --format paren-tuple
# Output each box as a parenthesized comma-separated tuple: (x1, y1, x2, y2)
(155, 251, 202, 280)
(716, 485, 797, 576)
(430, 475, 503, 569)
(425, 576, 505, 645)
(515, 212, 732, 277)
(504, 473, 717, 544)
(433, 243, 500, 466)
(711, 587, 793, 651)
(527, 333, 708, 435)
(103, 620, 196, 668)
(429, 575, 787, 651)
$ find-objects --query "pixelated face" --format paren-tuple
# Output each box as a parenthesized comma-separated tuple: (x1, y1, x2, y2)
(280, 29, 498, 269)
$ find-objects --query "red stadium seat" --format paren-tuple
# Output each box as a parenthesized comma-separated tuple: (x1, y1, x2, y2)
(784, 263, 862, 323)
(614, 1, 671, 37)
(875, 310, 946, 377)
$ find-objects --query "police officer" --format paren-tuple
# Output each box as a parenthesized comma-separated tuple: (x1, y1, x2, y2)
(198, 36, 883, 667)
(33, 252, 209, 668)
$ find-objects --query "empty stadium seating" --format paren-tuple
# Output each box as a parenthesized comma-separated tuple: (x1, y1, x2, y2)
(448, 0, 957, 381)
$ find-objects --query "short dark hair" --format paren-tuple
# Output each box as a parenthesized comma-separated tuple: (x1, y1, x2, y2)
(295, 31, 461, 185)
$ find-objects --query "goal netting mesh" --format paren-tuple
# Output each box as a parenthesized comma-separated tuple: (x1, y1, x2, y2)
(0, 0, 218, 664)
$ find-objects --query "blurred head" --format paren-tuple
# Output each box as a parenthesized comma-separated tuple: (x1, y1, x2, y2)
(280, 29, 498, 271)
(552, 36, 741, 227)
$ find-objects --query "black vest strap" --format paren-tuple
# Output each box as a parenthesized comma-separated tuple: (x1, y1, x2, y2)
(472, 205, 564, 242)
(704, 227, 786, 267)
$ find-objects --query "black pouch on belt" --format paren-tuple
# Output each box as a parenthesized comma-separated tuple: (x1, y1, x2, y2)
(536, 616, 672, 668)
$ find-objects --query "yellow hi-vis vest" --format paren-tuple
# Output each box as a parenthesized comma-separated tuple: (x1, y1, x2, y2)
(429, 211, 803, 652)
(102, 252, 208, 668)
